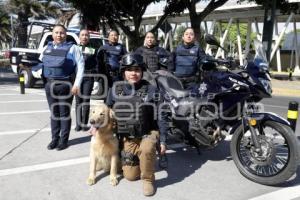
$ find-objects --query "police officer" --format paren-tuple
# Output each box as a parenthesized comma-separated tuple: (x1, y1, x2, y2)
(168, 27, 206, 89)
(106, 53, 168, 196)
(40, 24, 84, 150)
(97, 30, 127, 88)
(135, 31, 169, 72)
(75, 29, 97, 132)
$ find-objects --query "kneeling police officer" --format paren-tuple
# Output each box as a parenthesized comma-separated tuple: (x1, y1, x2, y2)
(106, 53, 168, 196)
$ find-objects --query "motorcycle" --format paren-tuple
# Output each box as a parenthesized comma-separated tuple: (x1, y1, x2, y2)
(145, 35, 300, 185)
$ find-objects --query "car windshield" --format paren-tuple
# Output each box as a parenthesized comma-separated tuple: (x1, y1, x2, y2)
(253, 39, 268, 70)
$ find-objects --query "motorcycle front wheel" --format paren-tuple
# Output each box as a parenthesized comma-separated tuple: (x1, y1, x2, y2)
(230, 120, 299, 185)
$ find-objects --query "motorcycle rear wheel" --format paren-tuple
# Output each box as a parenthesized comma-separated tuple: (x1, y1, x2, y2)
(230, 120, 299, 185)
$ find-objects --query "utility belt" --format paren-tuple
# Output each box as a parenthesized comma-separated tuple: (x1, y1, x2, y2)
(118, 122, 147, 139)
(46, 77, 73, 83)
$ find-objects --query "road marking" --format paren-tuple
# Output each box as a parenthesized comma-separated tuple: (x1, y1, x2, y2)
(0, 92, 45, 96)
(0, 128, 51, 136)
(0, 157, 89, 177)
(0, 109, 75, 116)
(0, 145, 183, 177)
(264, 104, 287, 109)
(0, 94, 25, 96)
(248, 185, 300, 200)
(0, 87, 46, 96)
(0, 110, 49, 115)
(0, 126, 76, 136)
(0, 100, 46, 103)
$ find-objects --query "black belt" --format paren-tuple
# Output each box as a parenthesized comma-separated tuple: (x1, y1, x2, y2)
(46, 78, 72, 82)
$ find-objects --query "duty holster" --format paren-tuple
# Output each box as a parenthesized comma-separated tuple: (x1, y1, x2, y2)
(121, 150, 139, 166)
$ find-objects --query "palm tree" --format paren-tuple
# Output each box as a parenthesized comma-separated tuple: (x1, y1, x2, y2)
(0, 6, 12, 49)
(6, 0, 62, 47)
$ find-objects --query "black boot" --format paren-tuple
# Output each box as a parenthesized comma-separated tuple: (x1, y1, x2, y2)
(75, 126, 82, 132)
(56, 140, 69, 151)
(47, 139, 59, 150)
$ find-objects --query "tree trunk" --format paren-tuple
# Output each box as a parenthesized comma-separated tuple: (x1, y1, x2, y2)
(187, 0, 202, 41)
(190, 15, 202, 41)
(128, 34, 143, 51)
(16, 15, 28, 48)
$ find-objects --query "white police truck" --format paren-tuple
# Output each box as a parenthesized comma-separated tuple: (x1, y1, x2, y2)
(9, 22, 107, 89)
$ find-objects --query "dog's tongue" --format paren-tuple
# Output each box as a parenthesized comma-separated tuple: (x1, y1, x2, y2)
(89, 126, 97, 136)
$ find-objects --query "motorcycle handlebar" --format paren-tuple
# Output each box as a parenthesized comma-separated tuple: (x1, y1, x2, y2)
(203, 57, 238, 69)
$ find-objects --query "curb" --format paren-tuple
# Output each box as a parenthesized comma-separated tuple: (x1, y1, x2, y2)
(272, 88, 300, 98)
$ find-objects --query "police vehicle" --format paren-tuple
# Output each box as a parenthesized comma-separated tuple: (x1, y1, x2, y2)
(9, 21, 107, 88)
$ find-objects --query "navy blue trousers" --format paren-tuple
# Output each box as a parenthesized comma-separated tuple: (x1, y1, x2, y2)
(45, 80, 73, 144)
(75, 77, 93, 128)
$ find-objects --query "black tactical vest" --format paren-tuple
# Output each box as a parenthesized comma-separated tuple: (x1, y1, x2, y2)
(142, 47, 159, 72)
(113, 82, 156, 138)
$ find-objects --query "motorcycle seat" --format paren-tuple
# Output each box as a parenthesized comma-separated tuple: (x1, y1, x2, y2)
(168, 88, 190, 98)
(157, 76, 190, 98)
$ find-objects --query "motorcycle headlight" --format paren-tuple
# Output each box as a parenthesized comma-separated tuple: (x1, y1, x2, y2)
(258, 78, 272, 95)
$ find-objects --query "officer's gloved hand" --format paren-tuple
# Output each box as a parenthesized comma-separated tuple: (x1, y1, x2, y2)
(91, 81, 100, 95)
(158, 144, 168, 169)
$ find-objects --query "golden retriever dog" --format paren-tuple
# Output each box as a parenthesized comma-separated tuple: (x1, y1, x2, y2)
(86, 103, 119, 186)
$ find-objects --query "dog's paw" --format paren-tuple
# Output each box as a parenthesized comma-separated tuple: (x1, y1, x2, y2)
(86, 177, 96, 186)
(110, 177, 118, 186)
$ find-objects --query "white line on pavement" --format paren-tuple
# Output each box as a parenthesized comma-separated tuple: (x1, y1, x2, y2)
(248, 185, 300, 200)
(0, 94, 25, 96)
(0, 126, 76, 136)
(0, 109, 75, 116)
(0, 141, 188, 177)
(0, 100, 47, 103)
(0, 128, 51, 136)
(0, 157, 90, 177)
(0, 93, 45, 96)
(264, 104, 287, 109)
(0, 87, 46, 96)
(0, 110, 49, 115)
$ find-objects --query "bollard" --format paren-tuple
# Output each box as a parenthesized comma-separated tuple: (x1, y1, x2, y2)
(287, 101, 298, 132)
(19, 73, 25, 94)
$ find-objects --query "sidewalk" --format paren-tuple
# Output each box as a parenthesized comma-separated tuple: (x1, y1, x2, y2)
(271, 79, 300, 97)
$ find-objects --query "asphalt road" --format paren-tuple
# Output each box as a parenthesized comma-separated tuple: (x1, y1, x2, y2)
(0, 67, 300, 200)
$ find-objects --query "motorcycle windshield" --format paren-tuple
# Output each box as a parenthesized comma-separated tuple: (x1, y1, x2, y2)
(253, 39, 268, 71)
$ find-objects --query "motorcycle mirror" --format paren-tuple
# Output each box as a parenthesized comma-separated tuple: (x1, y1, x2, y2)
(205, 34, 220, 46)
(205, 34, 227, 53)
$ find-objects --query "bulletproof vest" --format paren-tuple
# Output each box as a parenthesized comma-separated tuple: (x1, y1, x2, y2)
(103, 43, 123, 70)
(42, 42, 75, 79)
(142, 47, 159, 72)
(113, 83, 155, 138)
(80, 45, 96, 72)
(175, 44, 199, 77)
